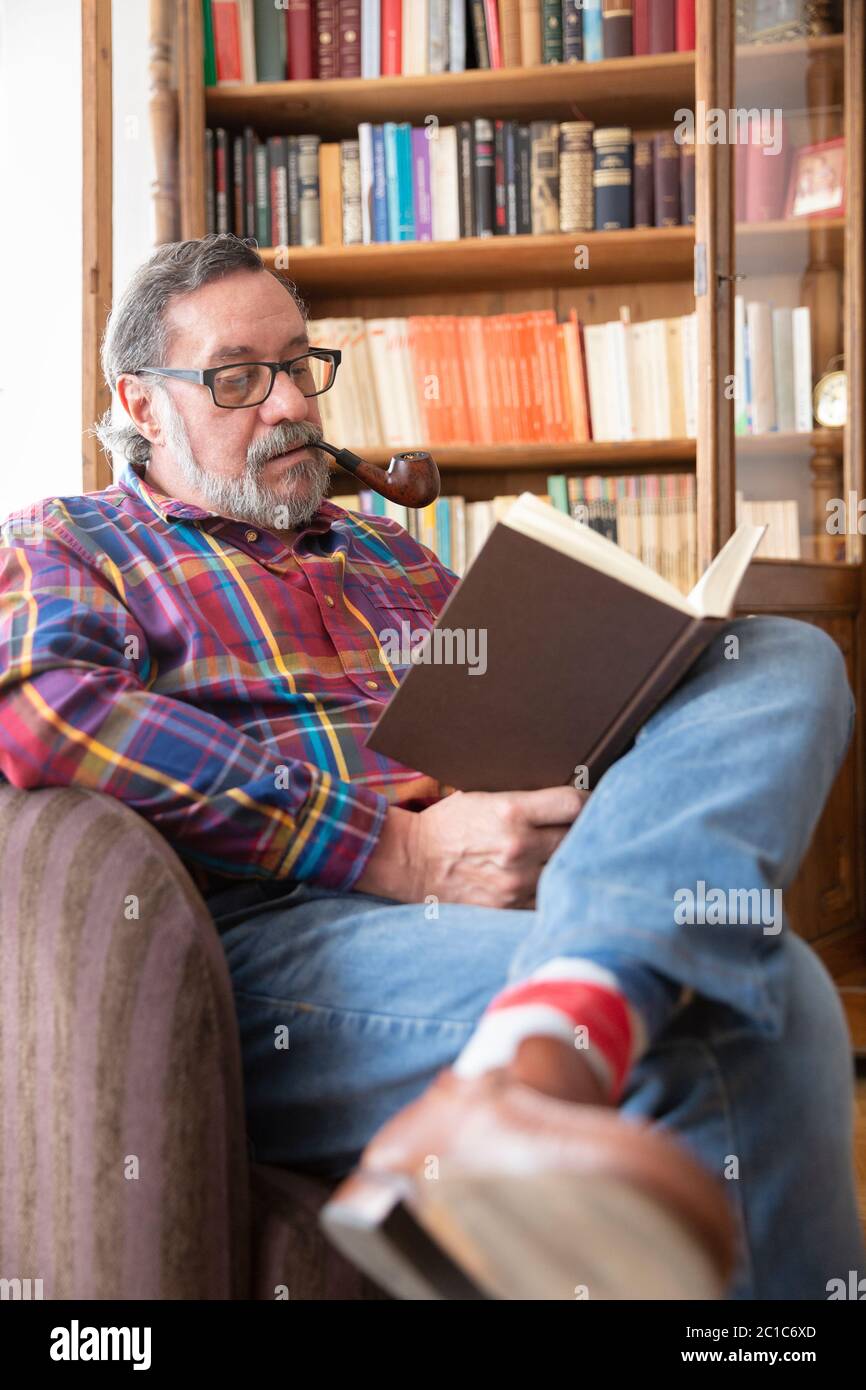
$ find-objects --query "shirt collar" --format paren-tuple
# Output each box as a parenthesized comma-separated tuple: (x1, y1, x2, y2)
(117, 457, 339, 536)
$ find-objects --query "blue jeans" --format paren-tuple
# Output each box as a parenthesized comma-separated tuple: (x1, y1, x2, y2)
(209, 617, 865, 1299)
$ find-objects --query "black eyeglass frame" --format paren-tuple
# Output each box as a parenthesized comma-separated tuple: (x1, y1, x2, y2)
(132, 349, 342, 408)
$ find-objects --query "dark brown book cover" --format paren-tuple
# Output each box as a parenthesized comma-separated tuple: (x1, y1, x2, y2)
(366, 520, 747, 792)
(602, 0, 633, 57)
(647, 0, 675, 53)
(232, 135, 244, 236)
(337, 0, 361, 77)
(680, 138, 696, 224)
(315, 0, 338, 78)
(653, 131, 680, 227)
(633, 134, 654, 227)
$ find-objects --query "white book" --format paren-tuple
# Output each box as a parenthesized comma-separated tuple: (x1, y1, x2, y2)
(646, 321, 671, 439)
(361, 0, 380, 78)
(628, 322, 654, 441)
(734, 296, 748, 434)
(365, 320, 405, 447)
(605, 321, 632, 441)
(402, 0, 428, 75)
(237, 0, 256, 82)
(428, 0, 449, 72)
(771, 307, 796, 432)
(449, 0, 466, 71)
(792, 306, 813, 433)
(358, 124, 375, 244)
(430, 126, 460, 241)
(746, 301, 776, 433)
(583, 324, 611, 441)
(665, 318, 687, 438)
(682, 312, 698, 438)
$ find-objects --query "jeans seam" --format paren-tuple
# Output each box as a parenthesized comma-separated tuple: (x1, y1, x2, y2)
(231, 986, 477, 1032)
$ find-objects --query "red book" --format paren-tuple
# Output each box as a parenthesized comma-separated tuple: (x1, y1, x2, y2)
(338, 0, 361, 77)
(315, 0, 338, 77)
(633, 0, 650, 55)
(381, 0, 402, 74)
(286, 0, 313, 80)
(647, 0, 675, 53)
(675, 0, 696, 51)
(483, 0, 503, 68)
(744, 120, 791, 222)
(211, 1, 242, 82)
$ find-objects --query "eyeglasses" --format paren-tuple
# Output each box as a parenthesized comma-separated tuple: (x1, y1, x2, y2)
(133, 349, 341, 408)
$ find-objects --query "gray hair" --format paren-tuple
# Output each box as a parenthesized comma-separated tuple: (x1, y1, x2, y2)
(94, 233, 305, 468)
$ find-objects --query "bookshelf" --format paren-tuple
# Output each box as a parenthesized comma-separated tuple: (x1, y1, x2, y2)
(141, 0, 864, 959)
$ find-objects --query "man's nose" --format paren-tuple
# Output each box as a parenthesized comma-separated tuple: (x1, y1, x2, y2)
(260, 367, 309, 421)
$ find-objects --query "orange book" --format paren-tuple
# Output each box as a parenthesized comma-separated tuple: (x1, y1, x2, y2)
(408, 316, 433, 441)
(447, 315, 473, 443)
(455, 317, 478, 443)
(568, 308, 592, 442)
(556, 324, 575, 441)
(318, 143, 343, 246)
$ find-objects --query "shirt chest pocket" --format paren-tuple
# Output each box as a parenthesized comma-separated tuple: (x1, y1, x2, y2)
(362, 579, 437, 675)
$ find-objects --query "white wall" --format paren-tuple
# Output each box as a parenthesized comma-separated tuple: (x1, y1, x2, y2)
(0, 0, 83, 515)
(112, 0, 156, 302)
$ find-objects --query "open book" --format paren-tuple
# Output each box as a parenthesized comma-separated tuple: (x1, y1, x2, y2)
(367, 492, 766, 792)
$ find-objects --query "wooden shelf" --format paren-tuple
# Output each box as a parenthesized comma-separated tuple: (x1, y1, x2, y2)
(736, 429, 844, 457)
(736, 33, 844, 106)
(205, 51, 695, 138)
(263, 226, 695, 294)
(737, 217, 846, 274)
(337, 442, 697, 472)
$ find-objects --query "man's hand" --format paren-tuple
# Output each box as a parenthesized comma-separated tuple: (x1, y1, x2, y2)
(354, 787, 587, 908)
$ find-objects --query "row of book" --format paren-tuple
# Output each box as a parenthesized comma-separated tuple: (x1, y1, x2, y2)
(733, 300, 814, 436)
(307, 309, 701, 448)
(204, 1, 697, 85)
(205, 121, 695, 246)
(735, 493, 800, 560)
(330, 471, 699, 590)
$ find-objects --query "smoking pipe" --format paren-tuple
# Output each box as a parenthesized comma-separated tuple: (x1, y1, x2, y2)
(318, 440, 440, 508)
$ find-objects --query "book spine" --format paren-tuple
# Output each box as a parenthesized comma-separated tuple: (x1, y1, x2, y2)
(483, 0, 503, 66)
(530, 121, 560, 234)
(458, 121, 475, 238)
(449, 0, 466, 70)
(341, 139, 362, 244)
(411, 127, 433, 240)
(602, 0, 632, 56)
(361, 0, 380, 77)
(494, 120, 508, 233)
(232, 134, 244, 235)
(428, 0, 449, 73)
(633, 135, 654, 227)
(203, 0, 218, 84)
(358, 122, 373, 242)
(593, 127, 632, 230)
(675, 0, 696, 50)
(205, 128, 216, 233)
(469, 0, 490, 68)
(297, 134, 321, 245)
(267, 135, 288, 244)
(632, 0, 649, 55)
(286, 0, 313, 79)
(563, 0, 584, 61)
(500, 0, 522, 67)
(319, 142, 343, 245)
(516, 125, 532, 234)
(652, 132, 680, 226)
(473, 118, 495, 237)
(504, 121, 518, 234)
(212, 1, 243, 82)
(680, 138, 696, 224)
(403, 0, 429, 75)
(559, 122, 594, 232)
(286, 135, 301, 242)
(384, 122, 400, 239)
(380, 0, 402, 74)
(252, 0, 285, 80)
(792, 306, 813, 433)
(648, 0, 675, 53)
(519, 0, 542, 65)
(371, 125, 389, 240)
(243, 126, 256, 237)
(541, 0, 562, 62)
(254, 140, 269, 244)
(337, 0, 361, 76)
(238, 0, 256, 81)
(395, 123, 416, 239)
(771, 307, 796, 432)
(315, 0, 339, 77)
(431, 126, 460, 240)
(582, 0, 603, 60)
(747, 299, 776, 433)
(743, 119, 789, 222)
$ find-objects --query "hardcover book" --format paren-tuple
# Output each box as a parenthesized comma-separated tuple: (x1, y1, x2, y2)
(368, 493, 764, 791)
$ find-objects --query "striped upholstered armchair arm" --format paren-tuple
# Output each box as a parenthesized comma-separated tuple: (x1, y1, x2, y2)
(0, 784, 251, 1298)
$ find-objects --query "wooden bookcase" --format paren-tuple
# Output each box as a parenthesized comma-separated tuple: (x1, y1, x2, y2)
(143, 0, 865, 975)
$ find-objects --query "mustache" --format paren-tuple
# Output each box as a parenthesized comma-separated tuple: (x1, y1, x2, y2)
(247, 420, 325, 471)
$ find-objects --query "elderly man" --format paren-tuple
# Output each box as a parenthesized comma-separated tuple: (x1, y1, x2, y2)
(0, 234, 862, 1300)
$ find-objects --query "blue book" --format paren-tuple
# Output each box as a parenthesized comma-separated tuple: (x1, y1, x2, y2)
(371, 126, 389, 241)
(583, 0, 603, 62)
(383, 123, 401, 241)
(395, 122, 416, 240)
(361, 0, 380, 78)
(435, 498, 452, 570)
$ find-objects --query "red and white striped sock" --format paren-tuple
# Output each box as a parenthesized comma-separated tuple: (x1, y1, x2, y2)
(452, 959, 647, 1102)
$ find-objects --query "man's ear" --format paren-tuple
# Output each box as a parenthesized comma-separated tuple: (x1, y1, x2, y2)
(116, 373, 162, 446)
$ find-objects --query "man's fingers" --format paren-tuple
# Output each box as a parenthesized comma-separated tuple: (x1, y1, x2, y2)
(505, 785, 588, 827)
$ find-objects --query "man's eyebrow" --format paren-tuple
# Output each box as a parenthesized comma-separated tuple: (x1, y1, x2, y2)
(208, 334, 309, 364)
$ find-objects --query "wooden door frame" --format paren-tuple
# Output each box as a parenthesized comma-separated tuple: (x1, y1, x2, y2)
(81, 0, 113, 494)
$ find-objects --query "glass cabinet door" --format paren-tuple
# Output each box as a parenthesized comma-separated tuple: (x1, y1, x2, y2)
(731, 0, 857, 564)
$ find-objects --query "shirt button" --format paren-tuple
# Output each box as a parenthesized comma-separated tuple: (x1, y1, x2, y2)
(245, 528, 258, 542)
(365, 679, 378, 690)
(325, 595, 335, 607)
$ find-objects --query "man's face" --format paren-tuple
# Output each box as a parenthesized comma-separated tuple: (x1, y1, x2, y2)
(129, 268, 333, 531)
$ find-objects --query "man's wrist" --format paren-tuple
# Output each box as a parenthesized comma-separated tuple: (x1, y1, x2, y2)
(353, 806, 420, 901)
